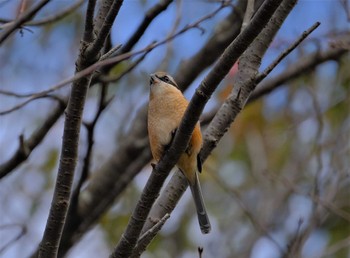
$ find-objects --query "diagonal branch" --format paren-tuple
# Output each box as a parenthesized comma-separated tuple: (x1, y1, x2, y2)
(0, 0, 85, 27)
(138, 0, 299, 250)
(201, 0, 298, 160)
(0, 0, 50, 44)
(120, 0, 174, 54)
(255, 21, 321, 84)
(249, 47, 349, 103)
(111, 1, 283, 257)
(0, 100, 66, 179)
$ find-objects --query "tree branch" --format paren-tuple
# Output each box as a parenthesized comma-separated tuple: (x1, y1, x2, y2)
(120, 0, 173, 54)
(0, 0, 85, 27)
(0, 0, 50, 44)
(255, 21, 321, 84)
(249, 46, 349, 103)
(174, 0, 247, 90)
(111, 1, 283, 257)
(130, 213, 170, 258)
(87, 0, 123, 58)
(138, 0, 298, 250)
(37, 0, 122, 256)
(0, 4, 229, 116)
(0, 100, 66, 179)
(26, 6, 234, 256)
(201, 0, 298, 160)
(83, 0, 97, 43)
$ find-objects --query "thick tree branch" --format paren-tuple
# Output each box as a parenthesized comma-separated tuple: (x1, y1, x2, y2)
(84, 0, 97, 43)
(87, 0, 123, 58)
(201, 0, 297, 160)
(37, 0, 122, 257)
(46, 1, 250, 255)
(111, 1, 283, 257)
(138, 0, 298, 249)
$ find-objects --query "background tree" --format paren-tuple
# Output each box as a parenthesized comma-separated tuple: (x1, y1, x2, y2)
(0, 0, 349, 258)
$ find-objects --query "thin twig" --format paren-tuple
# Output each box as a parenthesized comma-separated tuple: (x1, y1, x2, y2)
(0, 4, 228, 116)
(159, 0, 182, 70)
(210, 172, 285, 254)
(130, 214, 170, 258)
(120, 0, 174, 53)
(0, 224, 27, 254)
(0, 98, 66, 179)
(249, 47, 348, 103)
(100, 50, 150, 83)
(0, 0, 85, 27)
(99, 44, 123, 61)
(0, 0, 50, 44)
(255, 21, 321, 84)
(266, 173, 350, 222)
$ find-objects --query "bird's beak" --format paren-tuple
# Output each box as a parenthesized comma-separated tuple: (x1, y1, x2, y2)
(150, 74, 160, 86)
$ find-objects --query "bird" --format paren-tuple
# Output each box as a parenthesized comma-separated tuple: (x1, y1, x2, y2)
(147, 71, 211, 234)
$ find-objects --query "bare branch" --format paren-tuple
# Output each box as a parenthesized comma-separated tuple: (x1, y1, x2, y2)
(0, 5, 228, 116)
(241, 0, 254, 31)
(0, 0, 50, 44)
(255, 21, 321, 84)
(70, 84, 113, 212)
(120, 0, 174, 54)
(174, 0, 247, 90)
(99, 51, 149, 83)
(0, 223, 27, 255)
(0, 100, 66, 179)
(37, 0, 123, 256)
(139, 0, 299, 251)
(201, 0, 298, 161)
(130, 214, 170, 258)
(0, 0, 85, 26)
(111, 1, 284, 257)
(99, 44, 123, 61)
(83, 0, 97, 42)
(87, 0, 123, 58)
(249, 47, 349, 103)
(26, 6, 234, 256)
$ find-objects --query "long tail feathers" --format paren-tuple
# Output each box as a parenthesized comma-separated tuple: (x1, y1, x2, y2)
(189, 173, 211, 234)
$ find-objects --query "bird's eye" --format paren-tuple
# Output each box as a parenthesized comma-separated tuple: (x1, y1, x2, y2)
(162, 76, 170, 83)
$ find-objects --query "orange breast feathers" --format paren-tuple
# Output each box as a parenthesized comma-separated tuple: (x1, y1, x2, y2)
(148, 77, 202, 184)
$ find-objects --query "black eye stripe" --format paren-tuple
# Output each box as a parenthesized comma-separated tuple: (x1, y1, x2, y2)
(158, 75, 176, 87)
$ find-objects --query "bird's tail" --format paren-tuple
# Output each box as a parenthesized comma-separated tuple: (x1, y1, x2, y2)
(189, 172, 211, 234)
